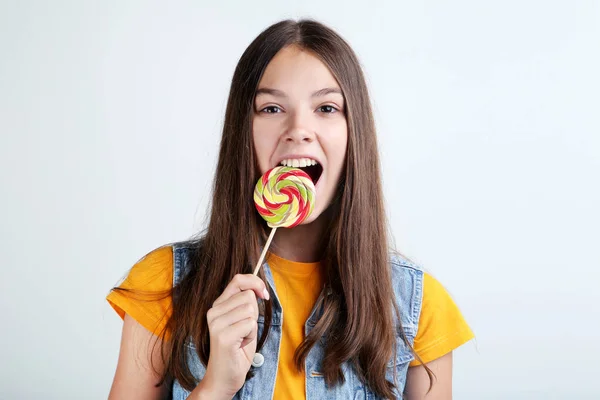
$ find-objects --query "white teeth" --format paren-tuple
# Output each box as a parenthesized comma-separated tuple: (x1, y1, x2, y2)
(279, 158, 319, 167)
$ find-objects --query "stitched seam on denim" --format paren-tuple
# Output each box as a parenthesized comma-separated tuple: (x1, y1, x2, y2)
(263, 262, 282, 326)
(172, 245, 182, 287)
(390, 254, 423, 272)
(412, 269, 424, 340)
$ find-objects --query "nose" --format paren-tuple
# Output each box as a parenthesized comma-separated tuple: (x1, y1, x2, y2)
(283, 112, 315, 144)
(284, 128, 314, 144)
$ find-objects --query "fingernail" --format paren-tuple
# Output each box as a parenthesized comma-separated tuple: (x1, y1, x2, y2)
(263, 288, 270, 301)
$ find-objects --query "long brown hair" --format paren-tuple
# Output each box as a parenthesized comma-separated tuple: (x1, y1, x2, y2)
(117, 18, 431, 398)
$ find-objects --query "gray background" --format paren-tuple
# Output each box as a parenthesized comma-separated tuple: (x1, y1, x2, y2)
(1, 1, 598, 399)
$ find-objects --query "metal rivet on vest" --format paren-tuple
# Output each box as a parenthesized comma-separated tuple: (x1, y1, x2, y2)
(251, 352, 265, 368)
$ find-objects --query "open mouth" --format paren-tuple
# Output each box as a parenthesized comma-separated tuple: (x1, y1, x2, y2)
(279, 159, 324, 185)
(298, 163, 323, 185)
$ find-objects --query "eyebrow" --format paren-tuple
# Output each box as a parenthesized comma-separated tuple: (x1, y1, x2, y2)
(255, 87, 343, 98)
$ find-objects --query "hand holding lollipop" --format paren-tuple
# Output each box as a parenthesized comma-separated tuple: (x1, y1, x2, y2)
(252, 166, 316, 275)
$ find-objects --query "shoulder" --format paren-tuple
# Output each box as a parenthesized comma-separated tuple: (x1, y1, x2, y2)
(387, 253, 475, 361)
(410, 271, 475, 365)
(116, 244, 174, 289)
(137, 244, 174, 266)
(389, 252, 424, 277)
(106, 244, 177, 336)
(131, 240, 198, 287)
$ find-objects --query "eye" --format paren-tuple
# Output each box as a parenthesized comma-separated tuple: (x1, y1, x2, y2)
(318, 105, 339, 114)
(260, 106, 282, 114)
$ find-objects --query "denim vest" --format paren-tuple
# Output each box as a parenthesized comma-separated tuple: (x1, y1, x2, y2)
(171, 243, 424, 400)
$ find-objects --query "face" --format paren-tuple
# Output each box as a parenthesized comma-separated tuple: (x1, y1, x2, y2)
(252, 45, 348, 224)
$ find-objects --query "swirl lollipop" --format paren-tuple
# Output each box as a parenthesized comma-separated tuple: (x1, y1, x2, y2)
(252, 166, 316, 275)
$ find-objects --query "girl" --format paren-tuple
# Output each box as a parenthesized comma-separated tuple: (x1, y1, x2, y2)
(107, 19, 474, 400)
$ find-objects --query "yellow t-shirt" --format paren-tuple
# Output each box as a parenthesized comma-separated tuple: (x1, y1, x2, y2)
(267, 252, 324, 400)
(106, 246, 474, 397)
(107, 245, 174, 340)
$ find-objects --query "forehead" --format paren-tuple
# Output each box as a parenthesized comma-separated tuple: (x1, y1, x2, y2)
(257, 46, 341, 92)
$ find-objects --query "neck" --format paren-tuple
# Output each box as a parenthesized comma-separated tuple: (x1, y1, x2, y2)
(268, 208, 333, 263)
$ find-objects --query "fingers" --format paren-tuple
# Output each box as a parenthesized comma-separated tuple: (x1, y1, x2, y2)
(208, 290, 259, 322)
(208, 301, 258, 333)
(227, 317, 257, 348)
(213, 274, 269, 307)
(205, 274, 266, 361)
(211, 316, 258, 350)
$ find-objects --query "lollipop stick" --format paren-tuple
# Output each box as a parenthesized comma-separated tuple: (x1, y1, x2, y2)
(253, 227, 277, 275)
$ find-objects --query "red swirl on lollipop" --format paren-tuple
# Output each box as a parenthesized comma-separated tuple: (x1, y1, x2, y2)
(252, 166, 316, 275)
(253, 166, 315, 228)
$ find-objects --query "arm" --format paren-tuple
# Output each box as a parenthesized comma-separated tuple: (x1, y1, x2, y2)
(108, 315, 238, 400)
(108, 273, 269, 400)
(108, 314, 171, 400)
(404, 352, 453, 400)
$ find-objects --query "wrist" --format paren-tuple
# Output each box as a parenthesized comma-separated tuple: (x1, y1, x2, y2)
(188, 373, 233, 400)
